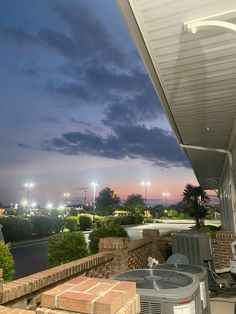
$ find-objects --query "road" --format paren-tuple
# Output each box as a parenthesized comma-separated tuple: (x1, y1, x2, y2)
(124, 221, 193, 240)
(10, 221, 194, 279)
(11, 240, 48, 279)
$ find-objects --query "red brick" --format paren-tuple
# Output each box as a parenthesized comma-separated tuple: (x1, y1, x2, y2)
(64, 276, 90, 286)
(58, 291, 97, 313)
(111, 281, 136, 301)
(41, 285, 72, 308)
(94, 290, 126, 314)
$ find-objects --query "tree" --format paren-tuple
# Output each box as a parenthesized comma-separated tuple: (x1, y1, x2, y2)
(3, 206, 16, 216)
(96, 187, 120, 216)
(124, 194, 145, 216)
(182, 184, 210, 228)
(152, 204, 165, 218)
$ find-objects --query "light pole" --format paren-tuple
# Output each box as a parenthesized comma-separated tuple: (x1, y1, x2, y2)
(63, 193, 70, 205)
(162, 192, 170, 208)
(141, 181, 151, 208)
(91, 182, 98, 221)
(84, 190, 87, 206)
(24, 182, 34, 208)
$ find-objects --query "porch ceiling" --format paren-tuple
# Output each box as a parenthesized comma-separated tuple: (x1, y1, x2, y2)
(117, 0, 236, 189)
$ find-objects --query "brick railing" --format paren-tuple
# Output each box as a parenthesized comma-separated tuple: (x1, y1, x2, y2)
(0, 229, 170, 313)
(128, 239, 152, 269)
(212, 231, 235, 269)
(0, 252, 113, 310)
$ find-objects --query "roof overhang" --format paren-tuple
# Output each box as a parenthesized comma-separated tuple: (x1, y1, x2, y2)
(117, 0, 236, 190)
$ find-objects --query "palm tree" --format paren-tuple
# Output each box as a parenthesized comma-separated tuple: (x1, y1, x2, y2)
(182, 184, 210, 228)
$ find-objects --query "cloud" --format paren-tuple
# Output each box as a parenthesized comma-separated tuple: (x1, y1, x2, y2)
(17, 67, 41, 77)
(39, 116, 60, 124)
(70, 118, 91, 127)
(41, 125, 189, 168)
(103, 92, 162, 126)
(47, 60, 163, 123)
(47, 0, 128, 66)
(0, 0, 163, 123)
(46, 81, 90, 102)
(0, 26, 37, 45)
(0, 1, 129, 66)
(46, 63, 152, 101)
(18, 143, 32, 149)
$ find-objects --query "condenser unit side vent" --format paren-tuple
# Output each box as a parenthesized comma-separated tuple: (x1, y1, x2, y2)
(172, 232, 213, 266)
(141, 300, 162, 314)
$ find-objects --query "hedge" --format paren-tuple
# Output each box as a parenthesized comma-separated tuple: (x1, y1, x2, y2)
(0, 241, 15, 281)
(79, 214, 92, 231)
(48, 232, 88, 267)
(89, 223, 128, 254)
(65, 216, 79, 231)
(0, 217, 32, 242)
(30, 216, 53, 235)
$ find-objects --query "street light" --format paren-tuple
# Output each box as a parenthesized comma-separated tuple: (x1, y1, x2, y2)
(91, 182, 98, 221)
(63, 192, 70, 207)
(162, 192, 170, 208)
(141, 181, 151, 207)
(24, 182, 34, 205)
(31, 202, 37, 208)
(46, 202, 53, 210)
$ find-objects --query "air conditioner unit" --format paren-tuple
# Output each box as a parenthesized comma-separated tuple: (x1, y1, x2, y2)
(114, 269, 202, 314)
(171, 232, 218, 293)
(155, 264, 211, 314)
(172, 232, 213, 267)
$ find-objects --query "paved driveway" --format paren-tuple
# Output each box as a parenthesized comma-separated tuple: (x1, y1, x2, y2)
(124, 221, 193, 240)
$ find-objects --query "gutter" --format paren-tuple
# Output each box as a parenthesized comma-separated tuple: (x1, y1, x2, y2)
(180, 144, 236, 235)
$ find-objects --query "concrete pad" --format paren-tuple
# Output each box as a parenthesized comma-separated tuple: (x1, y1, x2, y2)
(210, 298, 236, 314)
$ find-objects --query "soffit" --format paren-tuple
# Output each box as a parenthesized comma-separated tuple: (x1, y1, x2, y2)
(117, 0, 236, 189)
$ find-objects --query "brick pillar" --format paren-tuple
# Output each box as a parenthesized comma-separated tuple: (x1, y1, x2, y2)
(99, 237, 128, 275)
(143, 229, 160, 260)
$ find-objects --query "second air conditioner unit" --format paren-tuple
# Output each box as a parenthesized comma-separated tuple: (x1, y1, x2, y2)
(172, 232, 213, 267)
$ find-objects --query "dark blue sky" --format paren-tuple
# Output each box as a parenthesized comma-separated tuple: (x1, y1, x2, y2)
(0, 0, 196, 206)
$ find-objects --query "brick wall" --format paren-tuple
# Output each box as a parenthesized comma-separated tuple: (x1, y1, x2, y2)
(156, 235, 172, 263)
(0, 252, 113, 310)
(143, 229, 171, 263)
(212, 231, 235, 269)
(128, 239, 152, 269)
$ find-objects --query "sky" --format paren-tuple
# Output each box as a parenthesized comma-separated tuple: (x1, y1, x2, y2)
(0, 0, 198, 206)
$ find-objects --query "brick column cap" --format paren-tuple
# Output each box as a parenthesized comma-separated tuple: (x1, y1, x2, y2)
(99, 237, 128, 251)
(143, 229, 160, 239)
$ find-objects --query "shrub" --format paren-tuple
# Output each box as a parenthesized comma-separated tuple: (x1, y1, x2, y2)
(52, 217, 65, 233)
(190, 225, 221, 239)
(65, 216, 79, 231)
(144, 217, 154, 223)
(96, 216, 114, 228)
(0, 217, 32, 242)
(48, 232, 88, 267)
(0, 241, 15, 281)
(30, 216, 53, 235)
(113, 215, 144, 225)
(79, 215, 92, 231)
(89, 223, 128, 254)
